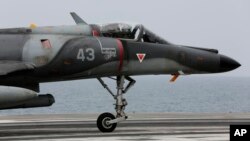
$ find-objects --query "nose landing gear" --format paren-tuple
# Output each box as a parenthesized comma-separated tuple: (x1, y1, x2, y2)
(97, 112, 117, 132)
(97, 75, 135, 132)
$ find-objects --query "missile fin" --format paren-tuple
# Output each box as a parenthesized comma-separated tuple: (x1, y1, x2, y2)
(70, 12, 87, 25)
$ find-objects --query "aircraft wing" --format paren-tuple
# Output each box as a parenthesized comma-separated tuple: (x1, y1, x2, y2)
(0, 61, 35, 75)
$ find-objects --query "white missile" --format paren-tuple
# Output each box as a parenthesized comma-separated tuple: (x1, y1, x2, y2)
(0, 86, 37, 109)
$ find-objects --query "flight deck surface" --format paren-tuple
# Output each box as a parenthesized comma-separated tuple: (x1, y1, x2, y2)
(0, 113, 249, 141)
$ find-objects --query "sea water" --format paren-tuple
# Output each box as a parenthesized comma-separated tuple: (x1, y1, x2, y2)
(1, 76, 249, 115)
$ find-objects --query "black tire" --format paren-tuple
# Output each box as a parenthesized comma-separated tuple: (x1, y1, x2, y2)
(97, 112, 117, 132)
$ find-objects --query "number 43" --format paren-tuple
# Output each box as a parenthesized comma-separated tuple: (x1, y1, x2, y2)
(77, 48, 95, 61)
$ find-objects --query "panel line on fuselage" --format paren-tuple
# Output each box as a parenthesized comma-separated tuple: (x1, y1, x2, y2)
(94, 37, 103, 49)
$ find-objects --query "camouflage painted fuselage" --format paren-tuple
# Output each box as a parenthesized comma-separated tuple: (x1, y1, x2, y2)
(0, 25, 239, 91)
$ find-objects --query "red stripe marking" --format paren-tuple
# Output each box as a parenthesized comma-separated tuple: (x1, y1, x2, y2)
(92, 29, 100, 36)
(116, 39, 124, 72)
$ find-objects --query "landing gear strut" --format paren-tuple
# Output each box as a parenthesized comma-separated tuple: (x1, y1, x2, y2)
(97, 75, 135, 132)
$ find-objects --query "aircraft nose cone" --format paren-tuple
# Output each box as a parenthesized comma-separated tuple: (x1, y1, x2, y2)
(219, 55, 241, 72)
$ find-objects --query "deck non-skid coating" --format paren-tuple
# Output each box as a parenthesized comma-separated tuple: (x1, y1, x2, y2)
(0, 113, 249, 141)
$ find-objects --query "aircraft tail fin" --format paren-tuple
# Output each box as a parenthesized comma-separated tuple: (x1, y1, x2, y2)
(70, 12, 88, 25)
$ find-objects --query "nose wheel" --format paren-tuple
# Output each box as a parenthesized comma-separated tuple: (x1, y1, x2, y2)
(97, 76, 135, 132)
(97, 112, 117, 132)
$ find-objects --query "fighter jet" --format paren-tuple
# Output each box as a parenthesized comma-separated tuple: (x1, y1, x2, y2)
(0, 12, 240, 132)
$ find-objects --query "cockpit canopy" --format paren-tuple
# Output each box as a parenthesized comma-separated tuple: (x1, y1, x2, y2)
(91, 23, 172, 45)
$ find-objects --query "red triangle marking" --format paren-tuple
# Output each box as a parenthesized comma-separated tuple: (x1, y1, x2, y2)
(136, 53, 146, 63)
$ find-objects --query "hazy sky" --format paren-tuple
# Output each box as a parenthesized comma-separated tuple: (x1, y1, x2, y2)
(0, 0, 249, 77)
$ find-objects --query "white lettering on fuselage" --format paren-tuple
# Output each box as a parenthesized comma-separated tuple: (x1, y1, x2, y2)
(94, 37, 117, 60)
(102, 48, 116, 60)
(77, 48, 95, 61)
